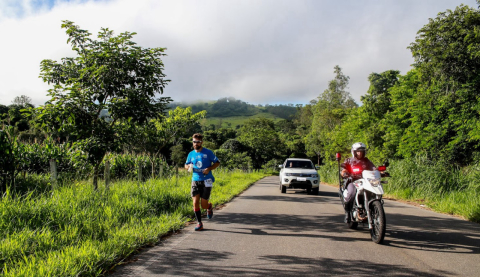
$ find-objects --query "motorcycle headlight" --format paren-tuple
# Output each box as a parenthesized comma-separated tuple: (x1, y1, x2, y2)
(368, 178, 381, 187)
(311, 174, 318, 178)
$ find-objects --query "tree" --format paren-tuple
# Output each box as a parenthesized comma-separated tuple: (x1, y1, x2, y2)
(361, 70, 399, 120)
(130, 107, 206, 177)
(237, 117, 280, 168)
(220, 139, 246, 153)
(12, 95, 33, 107)
(306, 65, 357, 162)
(170, 144, 186, 166)
(391, 4, 480, 164)
(329, 70, 401, 158)
(37, 21, 171, 188)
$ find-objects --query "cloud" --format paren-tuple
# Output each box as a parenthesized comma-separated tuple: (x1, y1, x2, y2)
(0, 0, 477, 107)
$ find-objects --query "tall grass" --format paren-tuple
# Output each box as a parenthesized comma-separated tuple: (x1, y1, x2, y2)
(385, 156, 480, 222)
(318, 156, 480, 223)
(0, 169, 266, 276)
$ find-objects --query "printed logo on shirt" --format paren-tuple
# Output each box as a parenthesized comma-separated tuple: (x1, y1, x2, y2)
(203, 154, 208, 158)
(196, 161, 203, 168)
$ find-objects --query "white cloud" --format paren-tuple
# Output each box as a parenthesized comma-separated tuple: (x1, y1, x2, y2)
(0, 0, 477, 106)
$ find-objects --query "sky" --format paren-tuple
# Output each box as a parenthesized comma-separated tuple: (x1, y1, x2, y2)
(0, 0, 477, 107)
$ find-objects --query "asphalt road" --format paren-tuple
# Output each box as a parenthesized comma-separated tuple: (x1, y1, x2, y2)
(112, 176, 480, 276)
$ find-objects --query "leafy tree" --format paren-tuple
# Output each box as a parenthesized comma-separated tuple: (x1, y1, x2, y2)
(220, 139, 246, 153)
(237, 117, 280, 168)
(327, 70, 400, 160)
(293, 100, 315, 139)
(0, 129, 15, 191)
(214, 148, 251, 170)
(275, 119, 306, 158)
(0, 104, 8, 120)
(37, 21, 171, 188)
(306, 65, 357, 162)
(362, 71, 399, 119)
(129, 107, 206, 177)
(389, 4, 480, 164)
(3, 104, 34, 133)
(170, 144, 186, 167)
(203, 128, 237, 148)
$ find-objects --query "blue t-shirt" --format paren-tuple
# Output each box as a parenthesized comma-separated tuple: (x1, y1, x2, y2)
(185, 148, 219, 182)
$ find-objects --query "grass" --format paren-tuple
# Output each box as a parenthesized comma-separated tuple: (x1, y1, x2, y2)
(318, 157, 480, 223)
(204, 112, 284, 128)
(0, 169, 267, 276)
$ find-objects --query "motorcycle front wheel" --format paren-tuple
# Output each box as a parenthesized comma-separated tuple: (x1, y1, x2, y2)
(369, 201, 386, 244)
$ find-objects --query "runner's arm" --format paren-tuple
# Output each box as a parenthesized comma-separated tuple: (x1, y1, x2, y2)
(203, 161, 220, 175)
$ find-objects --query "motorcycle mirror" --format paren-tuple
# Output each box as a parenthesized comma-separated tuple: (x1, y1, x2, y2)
(336, 153, 341, 161)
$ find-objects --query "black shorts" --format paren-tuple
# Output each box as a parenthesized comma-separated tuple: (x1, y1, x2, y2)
(191, 181, 212, 200)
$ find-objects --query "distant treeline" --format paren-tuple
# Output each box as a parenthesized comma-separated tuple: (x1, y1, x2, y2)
(170, 97, 298, 119)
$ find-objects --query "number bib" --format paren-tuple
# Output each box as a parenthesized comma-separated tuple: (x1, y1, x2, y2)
(204, 178, 213, 187)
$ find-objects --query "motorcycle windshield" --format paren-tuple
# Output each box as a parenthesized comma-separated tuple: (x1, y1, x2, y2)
(362, 170, 381, 179)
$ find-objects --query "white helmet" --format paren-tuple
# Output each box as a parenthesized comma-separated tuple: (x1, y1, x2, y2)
(351, 142, 366, 158)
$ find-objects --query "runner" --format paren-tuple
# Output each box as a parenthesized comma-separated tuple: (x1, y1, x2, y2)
(184, 133, 220, 231)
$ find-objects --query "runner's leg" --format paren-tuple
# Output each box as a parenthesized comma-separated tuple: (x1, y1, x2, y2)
(193, 194, 202, 223)
(201, 198, 209, 209)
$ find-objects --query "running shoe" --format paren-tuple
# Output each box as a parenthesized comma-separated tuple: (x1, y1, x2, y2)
(207, 203, 213, 219)
(194, 222, 203, 231)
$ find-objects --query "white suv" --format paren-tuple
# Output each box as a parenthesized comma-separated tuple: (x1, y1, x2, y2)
(279, 158, 320, 195)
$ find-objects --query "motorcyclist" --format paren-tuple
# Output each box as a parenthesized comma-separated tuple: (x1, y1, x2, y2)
(340, 142, 375, 223)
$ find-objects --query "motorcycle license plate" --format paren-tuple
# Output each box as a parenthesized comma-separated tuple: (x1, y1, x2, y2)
(297, 177, 307, 181)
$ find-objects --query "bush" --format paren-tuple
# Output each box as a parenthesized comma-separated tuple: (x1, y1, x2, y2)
(214, 149, 252, 171)
(262, 158, 281, 174)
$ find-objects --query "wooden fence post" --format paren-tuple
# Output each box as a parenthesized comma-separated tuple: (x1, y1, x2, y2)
(105, 160, 110, 189)
(175, 166, 179, 186)
(50, 159, 57, 189)
(138, 161, 143, 183)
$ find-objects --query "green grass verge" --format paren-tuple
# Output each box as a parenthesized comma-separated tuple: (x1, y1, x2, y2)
(0, 169, 267, 276)
(318, 158, 480, 223)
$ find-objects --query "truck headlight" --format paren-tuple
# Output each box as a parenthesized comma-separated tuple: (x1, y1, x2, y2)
(310, 174, 318, 178)
(285, 173, 293, 176)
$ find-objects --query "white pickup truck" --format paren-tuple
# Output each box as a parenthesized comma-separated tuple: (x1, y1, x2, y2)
(278, 158, 320, 195)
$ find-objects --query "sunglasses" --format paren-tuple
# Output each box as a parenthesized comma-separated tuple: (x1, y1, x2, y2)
(193, 140, 202, 144)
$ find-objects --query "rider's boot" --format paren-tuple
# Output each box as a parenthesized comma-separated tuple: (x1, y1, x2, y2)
(344, 201, 352, 223)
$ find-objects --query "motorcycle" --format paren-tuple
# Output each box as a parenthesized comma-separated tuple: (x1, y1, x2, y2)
(335, 152, 389, 244)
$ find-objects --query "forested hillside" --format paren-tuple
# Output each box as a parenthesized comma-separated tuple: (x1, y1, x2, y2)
(170, 97, 298, 119)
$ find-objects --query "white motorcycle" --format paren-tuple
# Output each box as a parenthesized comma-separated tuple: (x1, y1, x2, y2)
(336, 153, 389, 244)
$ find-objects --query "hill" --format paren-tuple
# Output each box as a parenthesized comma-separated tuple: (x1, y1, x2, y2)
(169, 97, 299, 128)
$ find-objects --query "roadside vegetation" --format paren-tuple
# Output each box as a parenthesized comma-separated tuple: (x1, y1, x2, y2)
(0, 169, 266, 276)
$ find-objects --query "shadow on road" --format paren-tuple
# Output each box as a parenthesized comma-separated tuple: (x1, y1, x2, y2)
(319, 190, 340, 198)
(240, 194, 338, 205)
(143, 248, 451, 276)
(211, 211, 480, 255)
(386, 212, 480, 254)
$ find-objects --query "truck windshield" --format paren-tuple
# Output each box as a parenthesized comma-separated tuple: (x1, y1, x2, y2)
(286, 161, 314, 169)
